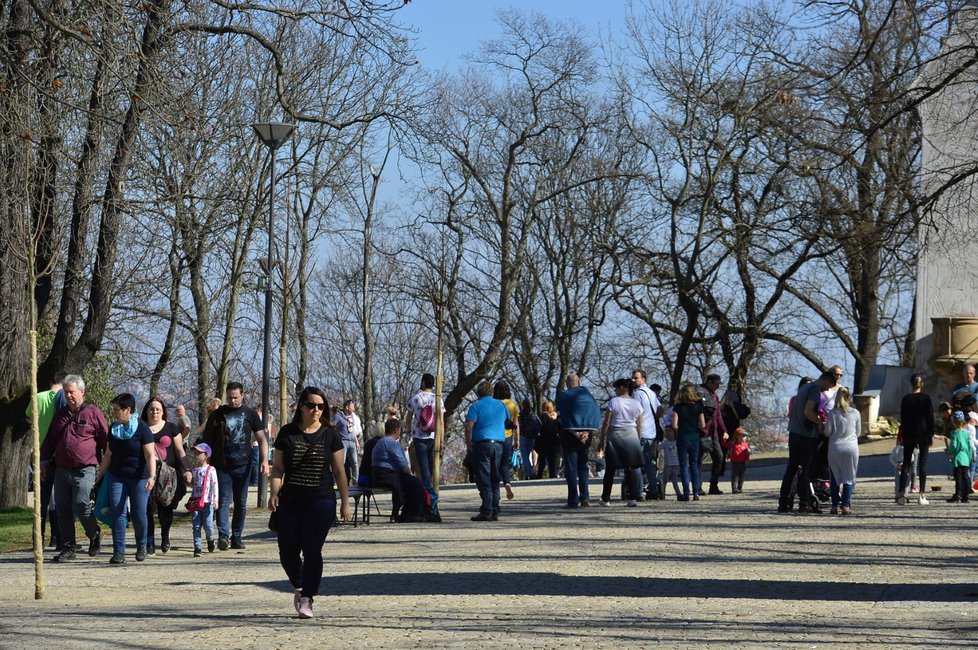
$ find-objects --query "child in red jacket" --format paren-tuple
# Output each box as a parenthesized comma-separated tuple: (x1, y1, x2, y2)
(729, 428, 751, 493)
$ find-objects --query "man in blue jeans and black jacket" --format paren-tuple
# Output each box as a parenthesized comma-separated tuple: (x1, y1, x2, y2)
(202, 382, 269, 550)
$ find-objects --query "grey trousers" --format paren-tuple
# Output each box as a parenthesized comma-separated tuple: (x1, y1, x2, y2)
(54, 466, 101, 546)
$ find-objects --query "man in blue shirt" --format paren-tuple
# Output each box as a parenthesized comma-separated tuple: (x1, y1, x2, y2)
(371, 419, 426, 522)
(465, 380, 509, 521)
(951, 364, 978, 412)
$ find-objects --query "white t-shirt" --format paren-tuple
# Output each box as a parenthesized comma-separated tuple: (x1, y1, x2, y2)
(604, 396, 643, 429)
(407, 390, 437, 440)
(632, 385, 661, 439)
(351, 412, 363, 441)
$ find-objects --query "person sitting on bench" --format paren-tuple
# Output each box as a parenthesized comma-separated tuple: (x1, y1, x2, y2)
(371, 418, 426, 523)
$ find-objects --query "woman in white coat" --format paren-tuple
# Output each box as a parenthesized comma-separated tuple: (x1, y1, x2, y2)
(826, 387, 860, 515)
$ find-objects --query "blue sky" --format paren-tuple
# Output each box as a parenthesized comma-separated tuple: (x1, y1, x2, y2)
(398, 0, 629, 70)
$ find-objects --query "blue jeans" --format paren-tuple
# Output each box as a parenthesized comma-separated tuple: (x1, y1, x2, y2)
(500, 438, 514, 486)
(276, 498, 337, 601)
(342, 439, 359, 483)
(472, 440, 502, 517)
(216, 463, 251, 542)
(519, 436, 537, 478)
(249, 445, 260, 486)
(412, 437, 437, 510)
(107, 471, 149, 555)
(830, 474, 854, 508)
(54, 466, 100, 547)
(40, 465, 60, 544)
(677, 437, 700, 498)
(641, 438, 659, 496)
(192, 503, 215, 551)
(562, 436, 591, 506)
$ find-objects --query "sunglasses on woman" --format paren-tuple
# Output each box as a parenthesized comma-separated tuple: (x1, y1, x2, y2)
(303, 401, 325, 411)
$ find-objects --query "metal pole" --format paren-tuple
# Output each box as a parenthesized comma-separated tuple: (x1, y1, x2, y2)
(258, 145, 276, 509)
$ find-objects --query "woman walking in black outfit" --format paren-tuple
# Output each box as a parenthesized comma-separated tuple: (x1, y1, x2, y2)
(898, 374, 935, 505)
(269, 386, 351, 618)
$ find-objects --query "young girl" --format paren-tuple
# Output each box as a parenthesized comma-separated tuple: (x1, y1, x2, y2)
(188, 443, 219, 557)
(889, 430, 917, 503)
(946, 411, 973, 503)
(657, 428, 682, 500)
(729, 428, 751, 494)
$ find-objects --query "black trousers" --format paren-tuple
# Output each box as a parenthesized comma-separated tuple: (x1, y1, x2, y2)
(899, 440, 929, 494)
(779, 433, 818, 510)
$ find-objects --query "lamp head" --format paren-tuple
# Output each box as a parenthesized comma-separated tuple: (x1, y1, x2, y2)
(251, 122, 296, 149)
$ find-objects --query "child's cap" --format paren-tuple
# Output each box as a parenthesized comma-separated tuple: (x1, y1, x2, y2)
(952, 410, 966, 422)
(192, 443, 212, 458)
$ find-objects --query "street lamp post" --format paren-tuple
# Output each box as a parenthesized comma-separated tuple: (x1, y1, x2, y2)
(251, 121, 295, 508)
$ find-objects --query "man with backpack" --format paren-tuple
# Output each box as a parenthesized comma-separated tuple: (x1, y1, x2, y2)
(201, 382, 268, 550)
(406, 373, 441, 512)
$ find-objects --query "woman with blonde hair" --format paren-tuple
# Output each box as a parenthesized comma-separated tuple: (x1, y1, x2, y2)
(826, 386, 860, 515)
(671, 383, 706, 502)
(536, 401, 561, 479)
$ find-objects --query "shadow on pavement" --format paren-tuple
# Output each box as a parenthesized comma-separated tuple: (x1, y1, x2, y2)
(226, 571, 978, 603)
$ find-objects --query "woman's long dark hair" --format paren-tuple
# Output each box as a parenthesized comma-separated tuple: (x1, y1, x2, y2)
(140, 395, 168, 422)
(292, 386, 330, 425)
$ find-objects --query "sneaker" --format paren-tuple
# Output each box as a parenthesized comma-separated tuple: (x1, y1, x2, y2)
(897, 496, 906, 505)
(470, 513, 492, 521)
(599, 500, 612, 507)
(776, 506, 790, 514)
(626, 500, 638, 507)
(490, 513, 499, 521)
(918, 495, 929, 505)
(947, 496, 961, 503)
(677, 495, 689, 502)
(147, 542, 156, 556)
(109, 553, 125, 565)
(160, 540, 170, 554)
(193, 549, 202, 558)
(708, 488, 723, 495)
(88, 530, 102, 557)
(230, 539, 245, 550)
(297, 597, 314, 619)
(135, 544, 147, 562)
(840, 506, 853, 515)
(52, 544, 76, 563)
(294, 589, 303, 614)
(207, 539, 215, 553)
(218, 537, 230, 551)
(692, 494, 700, 501)
(578, 500, 590, 508)
(829, 506, 838, 515)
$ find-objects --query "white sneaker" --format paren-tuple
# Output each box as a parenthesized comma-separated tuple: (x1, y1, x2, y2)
(599, 500, 612, 507)
(297, 597, 313, 619)
(918, 495, 929, 505)
(626, 500, 637, 507)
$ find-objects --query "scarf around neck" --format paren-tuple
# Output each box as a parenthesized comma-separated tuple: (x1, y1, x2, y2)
(111, 414, 140, 440)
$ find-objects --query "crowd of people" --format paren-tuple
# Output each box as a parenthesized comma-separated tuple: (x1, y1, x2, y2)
(29, 362, 978, 618)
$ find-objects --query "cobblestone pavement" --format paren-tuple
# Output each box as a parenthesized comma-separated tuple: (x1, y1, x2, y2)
(1, 447, 976, 649)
